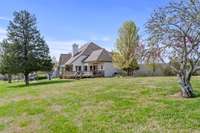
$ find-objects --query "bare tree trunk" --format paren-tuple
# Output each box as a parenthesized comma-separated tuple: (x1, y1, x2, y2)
(178, 74, 193, 98)
(131, 70, 134, 76)
(48, 73, 52, 80)
(127, 69, 133, 76)
(127, 69, 130, 76)
(8, 74, 12, 83)
(24, 73, 29, 86)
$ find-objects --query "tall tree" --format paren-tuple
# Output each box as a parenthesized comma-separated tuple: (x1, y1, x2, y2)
(7, 10, 53, 85)
(0, 40, 19, 83)
(146, 0, 200, 98)
(113, 21, 140, 76)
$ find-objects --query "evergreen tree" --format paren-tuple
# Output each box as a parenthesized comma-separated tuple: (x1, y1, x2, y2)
(7, 10, 53, 85)
(0, 40, 19, 83)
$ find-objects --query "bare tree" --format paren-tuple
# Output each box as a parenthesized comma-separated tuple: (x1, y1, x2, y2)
(146, 0, 200, 98)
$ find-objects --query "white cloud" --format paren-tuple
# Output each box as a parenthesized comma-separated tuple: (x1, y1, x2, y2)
(0, 27, 7, 41)
(101, 36, 111, 42)
(89, 35, 112, 42)
(0, 17, 10, 21)
(0, 35, 6, 41)
(0, 27, 7, 34)
(88, 35, 114, 51)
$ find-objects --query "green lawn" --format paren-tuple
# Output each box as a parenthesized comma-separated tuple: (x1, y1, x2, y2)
(0, 77, 200, 133)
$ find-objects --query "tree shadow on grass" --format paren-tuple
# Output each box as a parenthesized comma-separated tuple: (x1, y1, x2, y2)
(169, 90, 200, 99)
(192, 91, 200, 98)
(9, 79, 74, 88)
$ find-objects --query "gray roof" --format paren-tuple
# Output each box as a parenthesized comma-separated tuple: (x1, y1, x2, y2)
(65, 42, 101, 65)
(59, 54, 72, 66)
(84, 48, 112, 63)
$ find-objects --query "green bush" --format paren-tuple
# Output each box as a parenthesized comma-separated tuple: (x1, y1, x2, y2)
(37, 76, 47, 80)
(163, 65, 176, 76)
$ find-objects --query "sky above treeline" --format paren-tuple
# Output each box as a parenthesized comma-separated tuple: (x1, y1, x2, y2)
(0, 0, 171, 59)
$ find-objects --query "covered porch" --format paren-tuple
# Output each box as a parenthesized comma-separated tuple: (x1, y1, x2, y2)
(62, 63, 104, 79)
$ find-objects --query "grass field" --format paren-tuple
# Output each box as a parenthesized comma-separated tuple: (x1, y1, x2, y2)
(0, 77, 200, 133)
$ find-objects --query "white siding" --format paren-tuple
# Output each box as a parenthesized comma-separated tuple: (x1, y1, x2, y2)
(103, 62, 118, 77)
(71, 55, 87, 71)
(69, 56, 118, 77)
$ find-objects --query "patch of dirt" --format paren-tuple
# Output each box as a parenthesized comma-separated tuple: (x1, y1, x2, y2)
(11, 95, 35, 102)
(169, 92, 183, 99)
(50, 104, 63, 113)
(74, 101, 114, 127)
(1, 113, 43, 133)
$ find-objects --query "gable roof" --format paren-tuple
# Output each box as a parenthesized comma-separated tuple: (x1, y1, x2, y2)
(84, 49, 112, 63)
(65, 42, 102, 65)
(59, 54, 72, 66)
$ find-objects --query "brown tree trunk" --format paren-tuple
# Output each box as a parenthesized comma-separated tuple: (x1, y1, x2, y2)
(127, 69, 129, 76)
(178, 74, 193, 98)
(48, 73, 52, 80)
(180, 81, 193, 98)
(24, 73, 29, 86)
(127, 69, 133, 76)
(8, 74, 12, 83)
(131, 70, 134, 76)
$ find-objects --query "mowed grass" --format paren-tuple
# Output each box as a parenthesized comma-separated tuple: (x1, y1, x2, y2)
(0, 77, 200, 133)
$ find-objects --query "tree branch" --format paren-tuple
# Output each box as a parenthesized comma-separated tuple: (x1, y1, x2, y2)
(193, 66, 200, 73)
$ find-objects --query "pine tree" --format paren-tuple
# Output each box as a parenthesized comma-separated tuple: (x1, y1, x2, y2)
(0, 40, 19, 83)
(7, 10, 53, 85)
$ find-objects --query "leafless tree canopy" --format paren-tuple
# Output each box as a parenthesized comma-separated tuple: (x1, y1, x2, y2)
(146, 0, 200, 97)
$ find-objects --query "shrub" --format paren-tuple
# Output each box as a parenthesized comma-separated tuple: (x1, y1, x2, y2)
(163, 65, 176, 76)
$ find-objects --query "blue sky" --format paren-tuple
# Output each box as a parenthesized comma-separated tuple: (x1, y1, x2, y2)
(0, 0, 170, 59)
